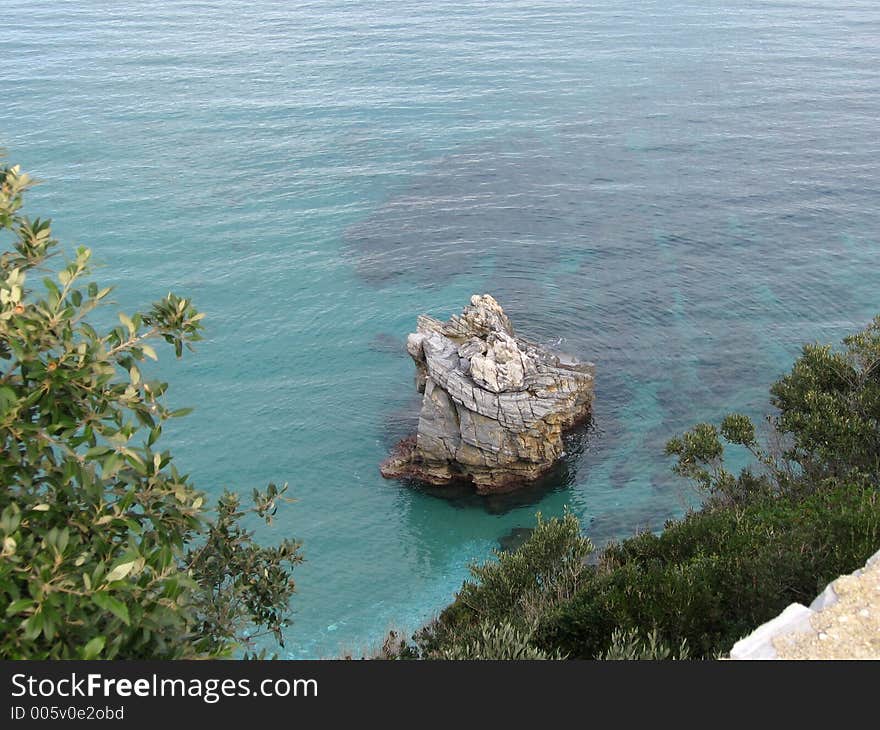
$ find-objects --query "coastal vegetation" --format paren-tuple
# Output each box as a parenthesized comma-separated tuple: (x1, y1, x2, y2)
(0, 158, 301, 659)
(2, 153, 878, 661)
(384, 313, 880, 659)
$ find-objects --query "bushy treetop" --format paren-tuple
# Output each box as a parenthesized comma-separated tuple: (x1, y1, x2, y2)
(0, 158, 301, 659)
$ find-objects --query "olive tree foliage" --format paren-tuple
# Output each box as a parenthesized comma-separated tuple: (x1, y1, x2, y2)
(665, 317, 880, 505)
(436, 621, 566, 660)
(402, 511, 592, 659)
(0, 159, 301, 658)
(458, 511, 593, 626)
(599, 627, 690, 661)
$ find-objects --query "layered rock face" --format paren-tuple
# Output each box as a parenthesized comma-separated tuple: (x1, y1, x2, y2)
(381, 295, 595, 493)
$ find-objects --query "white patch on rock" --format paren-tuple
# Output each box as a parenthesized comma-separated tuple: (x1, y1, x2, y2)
(729, 604, 815, 660)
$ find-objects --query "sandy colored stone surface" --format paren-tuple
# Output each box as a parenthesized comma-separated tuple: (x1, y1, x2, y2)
(775, 558, 880, 659)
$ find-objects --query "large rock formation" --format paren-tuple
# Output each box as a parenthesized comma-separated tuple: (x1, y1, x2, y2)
(380, 295, 595, 493)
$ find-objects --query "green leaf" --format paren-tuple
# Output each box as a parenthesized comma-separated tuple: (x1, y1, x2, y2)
(81, 635, 106, 659)
(118, 312, 135, 335)
(106, 561, 135, 582)
(92, 593, 131, 625)
(23, 613, 44, 640)
(0, 385, 17, 419)
(102, 452, 121, 476)
(85, 446, 113, 459)
(43, 277, 61, 297)
(5, 598, 34, 616)
(124, 518, 144, 535)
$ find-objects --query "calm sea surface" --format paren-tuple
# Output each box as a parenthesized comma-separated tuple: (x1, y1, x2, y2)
(2, 1, 878, 657)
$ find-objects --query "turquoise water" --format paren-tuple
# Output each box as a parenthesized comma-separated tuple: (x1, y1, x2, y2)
(2, 1, 879, 657)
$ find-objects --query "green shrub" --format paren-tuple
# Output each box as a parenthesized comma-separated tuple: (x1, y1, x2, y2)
(770, 321, 880, 481)
(438, 621, 566, 661)
(0, 158, 301, 658)
(599, 627, 689, 661)
(414, 481, 879, 661)
(537, 483, 880, 659)
(461, 511, 593, 623)
(666, 316, 880, 506)
(414, 512, 592, 657)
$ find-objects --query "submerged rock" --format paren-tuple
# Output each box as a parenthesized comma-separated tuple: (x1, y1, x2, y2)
(380, 295, 595, 493)
(368, 332, 405, 354)
(498, 527, 535, 553)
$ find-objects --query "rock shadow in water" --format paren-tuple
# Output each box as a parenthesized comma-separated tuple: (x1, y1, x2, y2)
(379, 394, 422, 450)
(368, 332, 406, 355)
(497, 527, 534, 553)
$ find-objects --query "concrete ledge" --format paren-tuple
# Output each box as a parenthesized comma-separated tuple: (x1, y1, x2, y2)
(729, 547, 880, 660)
(729, 603, 814, 659)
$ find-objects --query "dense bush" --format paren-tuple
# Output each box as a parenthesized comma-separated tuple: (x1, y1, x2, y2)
(537, 482, 880, 659)
(666, 315, 880, 507)
(413, 481, 879, 660)
(437, 621, 566, 661)
(410, 512, 591, 658)
(770, 319, 880, 482)
(599, 628, 689, 661)
(0, 158, 301, 658)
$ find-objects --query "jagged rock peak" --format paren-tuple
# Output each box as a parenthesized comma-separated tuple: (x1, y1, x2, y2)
(442, 294, 515, 339)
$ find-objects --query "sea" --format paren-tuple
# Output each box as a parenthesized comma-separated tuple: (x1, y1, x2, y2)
(2, 0, 878, 657)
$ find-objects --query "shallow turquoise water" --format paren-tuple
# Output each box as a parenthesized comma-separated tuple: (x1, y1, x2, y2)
(2, 1, 879, 657)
